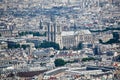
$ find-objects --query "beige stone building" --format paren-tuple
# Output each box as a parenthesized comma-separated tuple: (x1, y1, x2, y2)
(0, 29, 12, 37)
(56, 30, 93, 49)
(0, 41, 8, 50)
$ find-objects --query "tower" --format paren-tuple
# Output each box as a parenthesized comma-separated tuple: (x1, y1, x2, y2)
(47, 22, 56, 42)
(46, 21, 62, 48)
(39, 20, 43, 30)
(97, 0, 100, 7)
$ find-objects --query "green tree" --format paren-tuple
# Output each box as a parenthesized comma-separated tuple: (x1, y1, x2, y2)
(19, 31, 46, 37)
(21, 44, 30, 50)
(63, 46, 67, 50)
(81, 57, 96, 62)
(118, 22, 120, 25)
(33, 32, 40, 36)
(43, 32, 47, 36)
(77, 42, 83, 50)
(15, 44, 20, 48)
(115, 55, 120, 62)
(113, 32, 119, 40)
(54, 59, 66, 67)
(99, 39, 103, 44)
(8, 43, 20, 49)
(50, 55, 54, 58)
(39, 41, 60, 50)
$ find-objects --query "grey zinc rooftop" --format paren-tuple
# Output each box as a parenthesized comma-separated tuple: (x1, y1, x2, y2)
(61, 30, 91, 36)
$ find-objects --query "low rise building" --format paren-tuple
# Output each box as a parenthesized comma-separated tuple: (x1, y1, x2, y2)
(0, 29, 12, 37)
(0, 41, 8, 50)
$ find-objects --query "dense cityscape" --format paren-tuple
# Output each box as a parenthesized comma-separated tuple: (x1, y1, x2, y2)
(0, 0, 120, 80)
